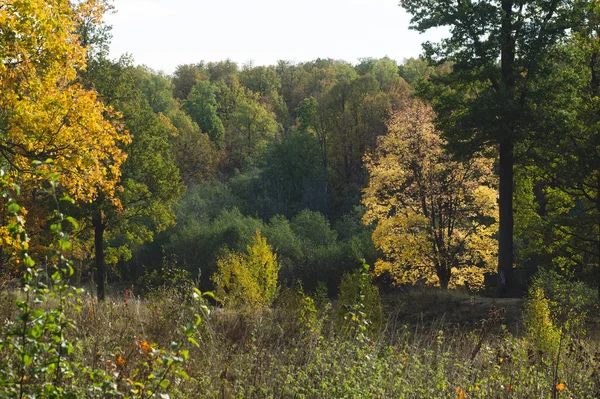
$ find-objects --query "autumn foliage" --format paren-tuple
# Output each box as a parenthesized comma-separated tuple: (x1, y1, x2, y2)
(0, 0, 129, 202)
(363, 99, 498, 289)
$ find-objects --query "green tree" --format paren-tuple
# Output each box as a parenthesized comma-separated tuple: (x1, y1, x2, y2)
(398, 57, 435, 86)
(514, 3, 600, 292)
(183, 80, 225, 145)
(255, 131, 326, 218)
(172, 63, 204, 100)
(133, 67, 176, 114)
(83, 56, 183, 300)
(224, 86, 281, 169)
(169, 110, 220, 185)
(402, 0, 575, 294)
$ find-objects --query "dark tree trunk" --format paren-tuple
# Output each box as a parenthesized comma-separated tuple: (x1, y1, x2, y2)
(497, 0, 515, 297)
(92, 210, 106, 301)
(497, 139, 514, 296)
(437, 263, 451, 290)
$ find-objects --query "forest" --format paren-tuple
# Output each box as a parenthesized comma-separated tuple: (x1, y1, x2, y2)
(2, 0, 600, 397)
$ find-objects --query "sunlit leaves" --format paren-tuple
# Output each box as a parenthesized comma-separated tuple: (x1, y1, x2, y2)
(0, 0, 129, 203)
(363, 99, 498, 289)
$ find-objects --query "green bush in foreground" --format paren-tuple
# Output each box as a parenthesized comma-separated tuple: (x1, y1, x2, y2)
(0, 171, 208, 398)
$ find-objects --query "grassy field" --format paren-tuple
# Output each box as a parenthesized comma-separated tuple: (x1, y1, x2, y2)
(2, 279, 599, 398)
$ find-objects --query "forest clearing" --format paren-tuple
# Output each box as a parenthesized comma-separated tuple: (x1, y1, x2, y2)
(2, 0, 600, 397)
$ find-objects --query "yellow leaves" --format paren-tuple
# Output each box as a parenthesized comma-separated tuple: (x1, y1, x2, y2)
(213, 230, 280, 308)
(556, 383, 565, 391)
(363, 98, 498, 289)
(0, 0, 129, 204)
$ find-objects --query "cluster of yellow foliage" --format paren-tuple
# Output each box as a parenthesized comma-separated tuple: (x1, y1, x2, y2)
(213, 230, 280, 308)
(363, 98, 498, 289)
(0, 0, 130, 202)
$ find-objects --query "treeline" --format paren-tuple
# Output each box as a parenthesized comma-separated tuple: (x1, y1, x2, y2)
(0, 4, 437, 296)
(110, 56, 421, 293)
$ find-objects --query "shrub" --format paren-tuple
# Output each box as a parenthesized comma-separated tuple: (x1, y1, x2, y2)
(523, 286, 561, 356)
(212, 230, 280, 308)
(336, 263, 384, 337)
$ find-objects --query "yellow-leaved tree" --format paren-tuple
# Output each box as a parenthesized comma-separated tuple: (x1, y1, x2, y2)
(0, 0, 129, 201)
(213, 230, 280, 308)
(363, 99, 498, 290)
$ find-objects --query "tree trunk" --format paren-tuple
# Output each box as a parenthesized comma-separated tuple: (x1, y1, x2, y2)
(497, 0, 515, 297)
(437, 263, 451, 290)
(92, 209, 106, 301)
(497, 139, 514, 296)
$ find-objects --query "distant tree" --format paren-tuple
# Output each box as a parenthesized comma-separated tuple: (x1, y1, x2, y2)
(169, 110, 220, 185)
(256, 131, 325, 218)
(205, 59, 239, 84)
(240, 66, 282, 99)
(183, 80, 225, 145)
(214, 78, 281, 170)
(398, 57, 435, 86)
(363, 99, 498, 290)
(172, 64, 204, 100)
(133, 67, 176, 114)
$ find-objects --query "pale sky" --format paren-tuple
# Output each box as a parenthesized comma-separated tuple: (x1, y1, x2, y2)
(104, 0, 446, 74)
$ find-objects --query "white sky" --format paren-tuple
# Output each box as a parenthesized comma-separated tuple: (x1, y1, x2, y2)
(104, 0, 446, 74)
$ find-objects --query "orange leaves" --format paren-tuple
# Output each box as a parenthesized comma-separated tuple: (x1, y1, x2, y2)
(455, 386, 467, 399)
(0, 0, 130, 205)
(116, 355, 126, 368)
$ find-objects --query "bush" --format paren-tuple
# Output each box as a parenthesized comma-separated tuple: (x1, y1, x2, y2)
(336, 263, 384, 337)
(212, 230, 280, 308)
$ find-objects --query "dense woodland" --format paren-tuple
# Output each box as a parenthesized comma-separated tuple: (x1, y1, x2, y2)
(4, 0, 600, 397)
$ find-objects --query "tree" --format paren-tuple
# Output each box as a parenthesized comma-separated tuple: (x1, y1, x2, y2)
(0, 0, 128, 202)
(513, 2, 600, 292)
(169, 110, 220, 185)
(363, 99, 498, 290)
(81, 55, 183, 300)
(256, 131, 326, 218)
(402, 0, 575, 295)
(133, 67, 176, 115)
(215, 79, 280, 170)
(320, 70, 409, 216)
(183, 80, 225, 145)
(240, 65, 281, 99)
(172, 64, 204, 100)
(398, 58, 435, 86)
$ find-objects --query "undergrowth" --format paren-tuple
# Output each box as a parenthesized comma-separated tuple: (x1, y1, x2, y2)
(0, 170, 599, 398)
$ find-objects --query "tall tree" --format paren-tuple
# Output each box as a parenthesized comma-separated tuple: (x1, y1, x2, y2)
(172, 64, 204, 100)
(402, 0, 575, 295)
(82, 55, 183, 300)
(514, 2, 600, 292)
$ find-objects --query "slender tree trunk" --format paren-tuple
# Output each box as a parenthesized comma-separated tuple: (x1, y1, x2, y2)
(595, 174, 600, 300)
(497, 139, 514, 296)
(92, 209, 106, 301)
